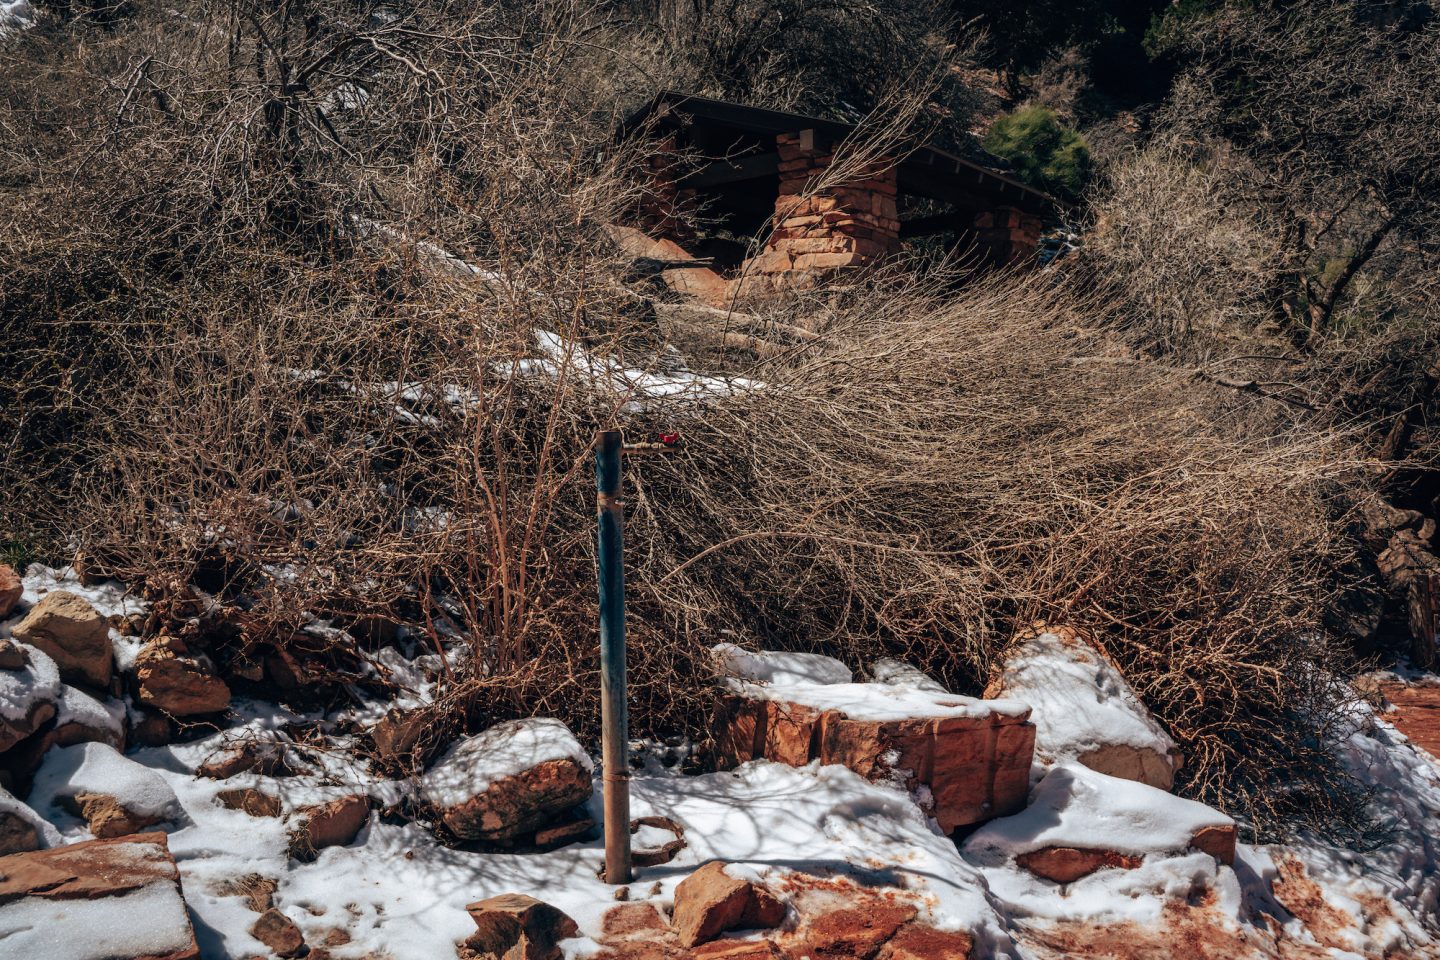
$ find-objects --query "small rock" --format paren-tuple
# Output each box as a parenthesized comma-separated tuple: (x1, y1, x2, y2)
(213, 873, 278, 913)
(289, 794, 370, 861)
(197, 735, 291, 779)
(0, 811, 39, 856)
(217, 787, 283, 818)
(463, 893, 578, 960)
(250, 908, 307, 958)
(68, 792, 172, 839)
(1190, 823, 1238, 865)
(128, 708, 174, 747)
(134, 640, 231, 716)
(0, 564, 21, 618)
(11, 591, 113, 689)
(1015, 846, 1143, 884)
(672, 862, 786, 948)
(0, 639, 28, 671)
(534, 817, 595, 850)
(0, 698, 56, 754)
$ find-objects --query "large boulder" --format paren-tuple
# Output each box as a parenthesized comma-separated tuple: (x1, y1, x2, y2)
(0, 832, 201, 960)
(985, 626, 1182, 789)
(462, 893, 578, 960)
(421, 719, 593, 843)
(672, 862, 786, 948)
(711, 645, 1035, 833)
(0, 564, 21, 618)
(962, 762, 1237, 884)
(32, 742, 183, 838)
(0, 642, 61, 753)
(11, 590, 113, 689)
(133, 640, 231, 716)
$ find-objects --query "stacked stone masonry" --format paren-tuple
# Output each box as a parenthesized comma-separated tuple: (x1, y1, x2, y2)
(713, 693, 1035, 834)
(748, 131, 902, 279)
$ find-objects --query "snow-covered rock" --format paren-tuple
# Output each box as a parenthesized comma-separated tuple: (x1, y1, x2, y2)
(10, 590, 114, 689)
(713, 643, 1035, 833)
(0, 832, 201, 960)
(987, 627, 1182, 789)
(53, 683, 127, 749)
(32, 742, 184, 838)
(0, 642, 60, 752)
(421, 718, 593, 842)
(961, 761, 1236, 880)
(871, 657, 950, 693)
(0, 785, 61, 854)
(0, 564, 20, 618)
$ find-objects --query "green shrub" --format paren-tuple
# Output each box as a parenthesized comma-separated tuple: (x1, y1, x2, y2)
(983, 105, 1092, 199)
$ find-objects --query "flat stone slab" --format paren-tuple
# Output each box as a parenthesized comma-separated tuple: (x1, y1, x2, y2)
(0, 831, 200, 960)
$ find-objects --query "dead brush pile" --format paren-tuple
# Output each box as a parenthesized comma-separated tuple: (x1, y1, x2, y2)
(0, 0, 1376, 841)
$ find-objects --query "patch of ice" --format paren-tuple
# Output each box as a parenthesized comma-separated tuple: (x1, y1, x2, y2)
(420, 718, 592, 808)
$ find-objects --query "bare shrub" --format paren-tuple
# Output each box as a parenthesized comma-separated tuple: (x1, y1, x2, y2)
(0, 0, 1378, 841)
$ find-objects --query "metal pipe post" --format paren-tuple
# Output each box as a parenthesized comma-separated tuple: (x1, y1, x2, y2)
(595, 429, 632, 884)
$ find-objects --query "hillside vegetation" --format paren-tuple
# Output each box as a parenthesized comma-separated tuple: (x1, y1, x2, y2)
(2, 0, 1438, 847)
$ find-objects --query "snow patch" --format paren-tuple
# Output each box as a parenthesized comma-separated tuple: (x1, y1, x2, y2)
(963, 762, 1233, 864)
(0, 875, 195, 960)
(714, 643, 853, 685)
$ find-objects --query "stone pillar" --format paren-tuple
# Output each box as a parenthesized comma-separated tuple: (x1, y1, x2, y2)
(637, 133, 696, 241)
(973, 206, 1043, 266)
(745, 131, 901, 287)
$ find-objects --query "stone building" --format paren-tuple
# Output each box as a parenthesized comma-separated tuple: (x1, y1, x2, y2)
(620, 92, 1054, 298)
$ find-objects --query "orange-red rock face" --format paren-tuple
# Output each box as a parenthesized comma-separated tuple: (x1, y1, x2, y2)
(712, 694, 1035, 833)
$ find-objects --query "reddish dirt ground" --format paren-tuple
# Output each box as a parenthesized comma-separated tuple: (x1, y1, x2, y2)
(1380, 681, 1440, 756)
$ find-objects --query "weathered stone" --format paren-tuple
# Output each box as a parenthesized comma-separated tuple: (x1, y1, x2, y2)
(0, 832, 201, 960)
(986, 626, 1183, 791)
(11, 590, 113, 688)
(1016, 846, 1144, 884)
(217, 787, 283, 818)
(791, 902, 917, 959)
(129, 709, 174, 747)
(66, 791, 170, 838)
(0, 565, 21, 619)
(433, 758, 592, 844)
(463, 893, 579, 960)
(672, 862, 787, 948)
(251, 907, 307, 958)
(534, 816, 595, 849)
(0, 639, 27, 671)
(289, 794, 369, 860)
(197, 736, 290, 779)
(713, 693, 1034, 833)
(0, 810, 40, 855)
(0, 697, 56, 753)
(134, 641, 231, 716)
(370, 707, 433, 771)
(1190, 823, 1238, 865)
(878, 924, 973, 960)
